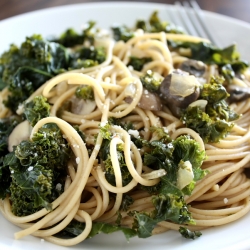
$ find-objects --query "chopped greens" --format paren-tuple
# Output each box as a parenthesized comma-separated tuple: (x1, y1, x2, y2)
(0, 116, 22, 157)
(75, 85, 94, 100)
(51, 21, 98, 47)
(23, 95, 51, 127)
(136, 11, 184, 34)
(3, 123, 71, 216)
(179, 226, 202, 240)
(127, 56, 152, 71)
(140, 70, 163, 93)
(112, 25, 135, 42)
(1, 35, 69, 112)
(168, 41, 249, 82)
(69, 46, 106, 69)
(57, 220, 137, 241)
(181, 77, 239, 143)
(99, 123, 206, 238)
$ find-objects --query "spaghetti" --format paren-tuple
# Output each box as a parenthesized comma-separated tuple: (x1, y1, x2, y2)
(0, 24, 250, 247)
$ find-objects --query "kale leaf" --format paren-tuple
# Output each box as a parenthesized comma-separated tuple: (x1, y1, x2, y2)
(57, 220, 137, 241)
(179, 226, 202, 240)
(3, 123, 71, 216)
(23, 95, 51, 127)
(127, 56, 152, 71)
(0, 115, 22, 157)
(140, 70, 163, 93)
(136, 11, 184, 34)
(51, 21, 98, 47)
(75, 85, 94, 100)
(130, 129, 206, 238)
(181, 77, 239, 143)
(69, 46, 106, 69)
(112, 25, 135, 42)
(1, 35, 69, 112)
(168, 41, 248, 81)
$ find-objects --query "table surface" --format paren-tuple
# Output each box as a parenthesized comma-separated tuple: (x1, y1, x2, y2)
(0, 0, 250, 23)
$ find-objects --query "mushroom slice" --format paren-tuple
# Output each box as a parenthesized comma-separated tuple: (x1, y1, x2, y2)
(124, 87, 162, 111)
(227, 85, 250, 103)
(8, 120, 32, 152)
(70, 96, 96, 115)
(138, 89, 162, 111)
(159, 71, 200, 117)
(179, 59, 207, 77)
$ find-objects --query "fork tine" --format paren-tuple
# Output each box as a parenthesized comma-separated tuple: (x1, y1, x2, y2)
(174, 0, 220, 47)
(174, 1, 199, 37)
(182, 1, 208, 39)
(189, 0, 220, 46)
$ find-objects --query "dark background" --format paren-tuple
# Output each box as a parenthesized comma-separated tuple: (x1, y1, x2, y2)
(0, 0, 250, 23)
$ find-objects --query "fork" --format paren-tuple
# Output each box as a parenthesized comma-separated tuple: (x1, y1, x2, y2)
(167, 0, 220, 47)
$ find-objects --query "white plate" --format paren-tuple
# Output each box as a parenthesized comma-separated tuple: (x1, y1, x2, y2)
(0, 2, 250, 250)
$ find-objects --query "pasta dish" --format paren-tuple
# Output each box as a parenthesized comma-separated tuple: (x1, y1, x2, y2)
(0, 11, 250, 246)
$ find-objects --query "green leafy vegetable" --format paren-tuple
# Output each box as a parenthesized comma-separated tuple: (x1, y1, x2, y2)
(129, 128, 206, 238)
(58, 220, 137, 241)
(0, 115, 22, 156)
(75, 85, 94, 100)
(2, 123, 71, 216)
(0, 35, 69, 112)
(51, 21, 98, 47)
(127, 56, 152, 71)
(179, 226, 202, 240)
(69, 46, 106, 69)
(112, 25, 135, 42)
(0, 156, 11, 199)
(181, 77, 239, 143)
(169, 41, 249, 82)
(140, 70, 163, 93)
(136, 11, 184, 34)
(23, 95, 50, 126)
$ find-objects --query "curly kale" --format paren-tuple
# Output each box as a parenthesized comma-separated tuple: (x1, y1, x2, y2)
(51, 21, 98, 47)
(75, 85, 94, 100)
(23, 95, 51, 127)
(0, 32, 106, 113)
(127, 128, 206, 238)
(112, 11, 184, 42)
(0, 156, 11, 199)
(69, 46, 106, 69)
(181, 77, 239, 143)
(112, 25, 135, 42)
(127, 56, 152, 71)
(56, 220, 136, 241)
(140, 70, 163, 93)
(179, 226, 202, 240)
(0, 115, 22, 157)
(2, 123, 71, 216)
(136, 11, 184, 34)
(1, 35, 69, 112)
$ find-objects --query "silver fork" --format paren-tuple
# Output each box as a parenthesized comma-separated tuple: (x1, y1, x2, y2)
(167, 0, 220, 47)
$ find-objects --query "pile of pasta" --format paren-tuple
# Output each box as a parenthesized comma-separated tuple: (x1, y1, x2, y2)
(1, 30, 250, 247)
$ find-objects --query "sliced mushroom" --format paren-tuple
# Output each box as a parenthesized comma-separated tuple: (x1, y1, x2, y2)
(179, 59, 207, 77)
(70, 96, 96, 115)
(124, 88, 162, 111)
(8, 120, 32, 152)
(159, 70, 200, 116)
(227, 85, 250, 103)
